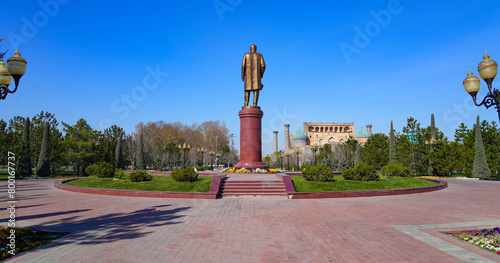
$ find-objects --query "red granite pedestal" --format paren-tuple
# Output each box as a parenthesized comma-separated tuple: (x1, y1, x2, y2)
(234, 107, 268, 169)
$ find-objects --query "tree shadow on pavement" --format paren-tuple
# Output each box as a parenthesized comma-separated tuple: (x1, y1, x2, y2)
(32, 205, 190, 246)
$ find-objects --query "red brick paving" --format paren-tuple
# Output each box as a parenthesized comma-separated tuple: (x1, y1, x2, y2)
(1, 178, 500, 262)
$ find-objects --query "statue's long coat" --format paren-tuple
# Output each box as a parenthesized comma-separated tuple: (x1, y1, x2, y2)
(242, 51, 266, 91)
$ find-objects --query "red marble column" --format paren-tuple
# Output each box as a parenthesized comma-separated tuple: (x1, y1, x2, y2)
(234, 108, 268, 169)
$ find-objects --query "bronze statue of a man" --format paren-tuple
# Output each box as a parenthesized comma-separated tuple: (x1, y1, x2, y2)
(241, 44, 266, 107)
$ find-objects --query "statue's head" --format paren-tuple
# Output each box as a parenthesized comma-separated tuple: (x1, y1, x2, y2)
(250, 44, 257, 52)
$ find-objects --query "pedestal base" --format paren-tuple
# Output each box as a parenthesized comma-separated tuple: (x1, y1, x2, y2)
(234, 108, 268, 169)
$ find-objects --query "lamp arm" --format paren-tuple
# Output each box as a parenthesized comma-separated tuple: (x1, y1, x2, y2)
(473, 91, 499, 109)
(0, 83, 18, 100)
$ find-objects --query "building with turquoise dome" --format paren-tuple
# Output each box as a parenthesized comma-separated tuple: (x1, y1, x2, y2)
(292, 128, 308, 148)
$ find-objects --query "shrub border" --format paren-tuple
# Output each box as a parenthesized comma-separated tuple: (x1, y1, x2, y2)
(282, 176, 447, 199)
(54, 176, 223, 199)
(55, 176, 446, 200)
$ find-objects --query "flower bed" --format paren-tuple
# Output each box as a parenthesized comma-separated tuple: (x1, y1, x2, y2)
(0, 227, 69, 260)
(445, 227, 500, 254)
(221, 167, 281, 173)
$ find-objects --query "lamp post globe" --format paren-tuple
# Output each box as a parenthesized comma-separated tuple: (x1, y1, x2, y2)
(463, 52, 500, 122)
(463, 70, 481, 96)
(478, 52, 497, 81)
(0, 36, 28, 100)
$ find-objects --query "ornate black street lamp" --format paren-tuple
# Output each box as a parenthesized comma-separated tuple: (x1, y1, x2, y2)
(311, 144, 319, 165)
(285, 152, 291, 170)
(215, 153, 221, 170)
(178, 143, 190, 168)
(294, 149, 302, 168)
(463, 52, 499, 122)
(209, 151, 215, 170)
(198, 147, 206, 167)
(0, 37, 27, 100)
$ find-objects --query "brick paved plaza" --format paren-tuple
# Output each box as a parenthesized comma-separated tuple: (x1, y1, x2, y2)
(1, 178, 499, 262)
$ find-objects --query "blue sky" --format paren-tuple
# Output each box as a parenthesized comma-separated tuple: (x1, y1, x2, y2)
(2, 0, 500, 155)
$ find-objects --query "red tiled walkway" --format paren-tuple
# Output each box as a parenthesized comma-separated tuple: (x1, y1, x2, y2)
(1, 178, 499, 262)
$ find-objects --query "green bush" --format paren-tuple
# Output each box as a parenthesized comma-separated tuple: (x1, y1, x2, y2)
(381, 163, 411, 177)
(85, 162, 115, 178)
(129, 170, 152, 182)
(171, 167, 199, 182)
(114, 168, 126, 179)
(301, 164, 333, 182)
(342, 162, 379, 181)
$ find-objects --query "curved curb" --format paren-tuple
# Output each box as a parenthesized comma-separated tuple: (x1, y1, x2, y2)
(284, 178, 447, 199)
(54, 178, 218, 199)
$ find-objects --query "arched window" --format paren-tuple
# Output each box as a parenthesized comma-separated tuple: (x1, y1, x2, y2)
(335, 127, 338, 132)
(344, 127, 349, 132)
(320, 127, 324, 133)
(315, 127, 319, 132)
(330, 127, 333, 132)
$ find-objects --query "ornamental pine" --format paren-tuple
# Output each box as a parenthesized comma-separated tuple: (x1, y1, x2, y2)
(389, 120, 396, 163)
(35, 122, 51, 177)
(136, 133, 146, 170)
(354, 143, 361, 165)
(472, 116, 491, 178)
(18, 117, 32, 177)
(115, 131, 125, 169)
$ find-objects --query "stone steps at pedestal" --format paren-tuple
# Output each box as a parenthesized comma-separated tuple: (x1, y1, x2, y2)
(218, 179, 287, 197)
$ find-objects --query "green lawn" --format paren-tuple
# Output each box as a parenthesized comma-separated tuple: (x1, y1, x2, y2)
(291, 175, 436, 192)
(65, 175, 213, 192)
(0, 170, 9, 180)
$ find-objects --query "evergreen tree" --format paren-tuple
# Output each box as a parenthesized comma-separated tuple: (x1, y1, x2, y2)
(115, 131, 125, 169)
(354, 143, 361, 165)
(454, 123, 468, 143)
(105, 133, 111, 163)
(35, 122, 51, 177)
(472, 116, 491, 178)
(18, 117, 32, 177)
(428, 114, 437, 176)
(136, 133, 146, 170)
(361, 133, 389, 169)
(389, 120, 396, 163)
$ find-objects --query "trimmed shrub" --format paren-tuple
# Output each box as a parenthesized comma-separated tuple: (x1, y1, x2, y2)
(381, 163, 411, 177)
(114, 168, 126, 179)
(302, 164, 333, 182)
(129, 170, 152, 182)
(85, 162, 115, 178)
(171, 167, 199, 182)
(342, 162, 379, 181)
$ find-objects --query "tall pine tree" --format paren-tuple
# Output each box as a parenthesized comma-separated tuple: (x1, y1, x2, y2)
(18, 117, 32, 177)
(35, 122, 51, 177)
(472, 116, 491, 178)
(354, 143, 361, 165)
(136, 133, 146, 170)
(115, 131, 125, 169)
(389, 120, 396, 163)
(428, 114, 437, 176)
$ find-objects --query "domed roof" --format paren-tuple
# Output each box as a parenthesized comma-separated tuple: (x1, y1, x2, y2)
(355, 128, 370, 138)
(293, 128, 307, 140)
